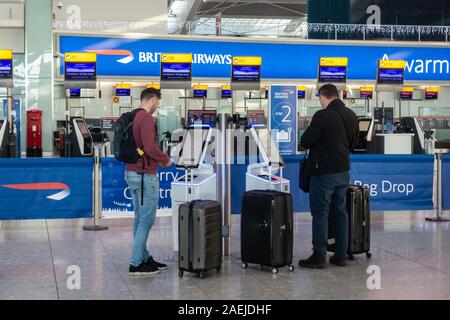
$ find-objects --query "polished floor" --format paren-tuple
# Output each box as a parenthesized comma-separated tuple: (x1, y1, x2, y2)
(1, 211, 450, 300)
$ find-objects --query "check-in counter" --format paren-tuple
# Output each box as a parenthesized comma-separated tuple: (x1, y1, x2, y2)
(376, 133, 415, 154)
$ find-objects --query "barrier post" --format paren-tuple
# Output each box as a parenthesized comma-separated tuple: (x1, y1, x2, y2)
(83, 143, 109, 231)
(426, 152, 450, 222)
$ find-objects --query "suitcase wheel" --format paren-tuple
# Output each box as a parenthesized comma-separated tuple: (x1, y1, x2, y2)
(241, 263, 248, 269)
(199, 272, 205, 279)
(289, 265, 295, 272)
(271, 268, 278, 275)
(178, 270, 184, 278)
(348, 254, 355, 261)
(366, 252, 372, 259)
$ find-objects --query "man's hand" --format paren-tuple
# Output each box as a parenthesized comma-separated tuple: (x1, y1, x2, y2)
(160, 158, 173, 168)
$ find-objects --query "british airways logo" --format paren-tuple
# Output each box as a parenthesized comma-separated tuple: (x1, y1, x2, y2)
(86, 49, 135, 64)
(1, 182, 71, 201)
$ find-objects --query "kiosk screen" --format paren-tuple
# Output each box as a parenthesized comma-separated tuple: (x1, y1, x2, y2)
(232, 65, 260, 82)
(161, 63, 191, 81)
(318, 66, 346, 83)
(75, 119, 90, 137)
(187, 110, 217, 128)
(359, 120, 371, 132)
(0, 59, 12, 79)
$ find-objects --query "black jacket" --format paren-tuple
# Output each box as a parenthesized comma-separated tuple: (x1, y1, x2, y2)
(300, 99, 358, 176)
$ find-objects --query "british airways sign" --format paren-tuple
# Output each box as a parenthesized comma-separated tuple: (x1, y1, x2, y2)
(58, 35, 450, 81)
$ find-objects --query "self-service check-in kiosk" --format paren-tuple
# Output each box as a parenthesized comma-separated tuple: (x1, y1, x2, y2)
(0, 49, 17, 158)
(0, 118, 9, 157)
(70, 117, 94, 157)
(170, 110, 218, 253)
(243, 110, 290, 192)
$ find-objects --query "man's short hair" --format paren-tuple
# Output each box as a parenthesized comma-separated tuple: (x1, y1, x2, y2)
(140, 87, 161, 102)
(318, 84, 339, 99)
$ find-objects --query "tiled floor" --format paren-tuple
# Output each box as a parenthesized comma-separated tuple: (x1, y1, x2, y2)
(1, 211, 450, 300)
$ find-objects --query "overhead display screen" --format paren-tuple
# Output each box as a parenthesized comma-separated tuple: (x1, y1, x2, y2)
(378, 68, 404, 84)
(425, 88, 439, 100)
(187, 110, 217, 128)
(232, 65, 261, 82)
(318, 66, 347, 83)
(65, 62, 96, 81)
(0, 59, 12, 79)
(161, 63, 191, 81)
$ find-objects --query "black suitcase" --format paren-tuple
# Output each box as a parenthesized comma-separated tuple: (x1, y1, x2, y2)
(241, 190, 294, 274)
(178, 200, 222, 279)
(328, 185, 372, 259)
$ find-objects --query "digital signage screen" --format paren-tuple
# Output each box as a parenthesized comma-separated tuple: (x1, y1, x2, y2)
(232, 65, 261, 82)
(116, 88, 131, 96)
(193, 89, 207, 98)
(377, 68, 404, 84)
(425, 91, 438, 100)
(221, 90, 232, 99)
(69, 88, 81, 98)
(161, 63, 191, 81)
(298, 90, 306, 99)
(400, 91, 413, 100)
(65, 62, 96, 81)
(318, 66, 346, 83)
(0, 59, 12, 79)
(360, 90, 373, 99)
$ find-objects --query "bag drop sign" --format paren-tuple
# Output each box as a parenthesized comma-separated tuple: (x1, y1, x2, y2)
(353, 180, 414, 197)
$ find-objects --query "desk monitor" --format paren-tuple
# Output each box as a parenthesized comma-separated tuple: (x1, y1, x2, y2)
(187, 110, 217, 128)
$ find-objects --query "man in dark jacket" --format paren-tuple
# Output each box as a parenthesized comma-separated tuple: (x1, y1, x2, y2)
(299, 84, 358, 268)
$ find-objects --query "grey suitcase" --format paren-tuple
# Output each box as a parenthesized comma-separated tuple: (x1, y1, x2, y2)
(178, 200, 222, 279)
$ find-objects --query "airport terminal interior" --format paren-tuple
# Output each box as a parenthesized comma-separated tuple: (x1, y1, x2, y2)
(1, 0, 450, 300)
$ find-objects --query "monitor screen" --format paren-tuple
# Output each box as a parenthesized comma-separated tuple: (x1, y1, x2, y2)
(298, 90, 306, 99)
(247, 110, 266, 128)
(360, 90, 373, 99)
(400, 91, 413, 100)
(0, 59, 12, 79)
(318, 66, 346, 83)
(359, 120, 371, 132)
(116, 88, 131, 96)
(193, 89, 207, 98)
(161, 63, 191, 81)
(187, 110, 217, 128)
(75, 119, 90, 136)
(65, 62, 96, 81)
(69, 88, 81, 97)
(232, 65, 261, 82)
(425, 91, 438, 100)
(377, 68, 404, 84)
(221, 90, 232, 99)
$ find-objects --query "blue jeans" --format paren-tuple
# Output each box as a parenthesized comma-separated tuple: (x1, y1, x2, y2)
(309, 171, 349, 258)
(125, 171, 159, 267)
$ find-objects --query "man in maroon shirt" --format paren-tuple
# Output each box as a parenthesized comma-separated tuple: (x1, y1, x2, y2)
(125, 88, 173, 276)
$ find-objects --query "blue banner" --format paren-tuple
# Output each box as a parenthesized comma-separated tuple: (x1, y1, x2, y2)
(442, 154, 450, 210)
(0, 158, 93, 220)
(289, 154, 434, 212)
(59, 35, 450, 81)
(102, 158, 184, 216)
(270, 85, 298, 156)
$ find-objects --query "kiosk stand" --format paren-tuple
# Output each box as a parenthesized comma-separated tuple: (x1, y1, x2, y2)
(426, 151, 450, 222)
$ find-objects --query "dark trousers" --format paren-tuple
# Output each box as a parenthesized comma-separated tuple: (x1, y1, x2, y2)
(309, 171, 349, 258)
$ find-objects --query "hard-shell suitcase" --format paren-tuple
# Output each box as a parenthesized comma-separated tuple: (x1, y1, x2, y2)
(328, 185, 372, 259)
(241, 190, 295, 274)
(178, 200, 222, 279)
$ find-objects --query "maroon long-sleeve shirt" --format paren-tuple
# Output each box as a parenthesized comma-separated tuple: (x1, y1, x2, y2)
(125, 109, 170, 175)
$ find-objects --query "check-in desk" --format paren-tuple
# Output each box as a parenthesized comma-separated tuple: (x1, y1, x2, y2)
(376, 133, 415, 154)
